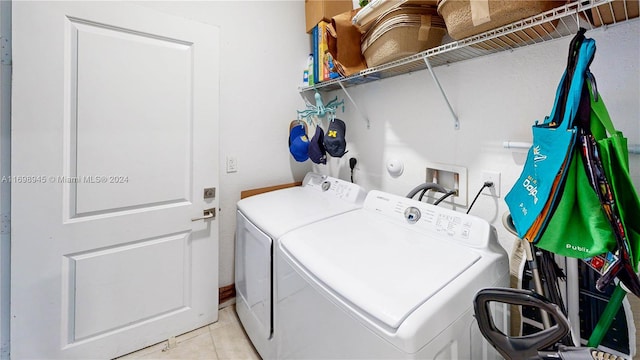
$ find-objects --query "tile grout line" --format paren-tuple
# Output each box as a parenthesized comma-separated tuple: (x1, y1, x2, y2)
(208, 321, 222, 360)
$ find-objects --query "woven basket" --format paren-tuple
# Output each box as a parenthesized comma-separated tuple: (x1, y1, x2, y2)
(590, 0, 639, 27)
(437, 0, 565, 40)
(362, 6, 447, 67)
(470, 20, 558, 51)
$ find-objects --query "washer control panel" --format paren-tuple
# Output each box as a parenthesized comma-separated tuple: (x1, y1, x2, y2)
(364, 190, 491, 248)
(302, 172, 367, 204)
(404, 207, 421, 224)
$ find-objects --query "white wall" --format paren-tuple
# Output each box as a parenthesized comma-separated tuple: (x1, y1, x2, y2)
(314, 21, 640, 255)
(137, 1, 313, 287)
(0, 4, 636, 354)
(140, 1, 639, 289)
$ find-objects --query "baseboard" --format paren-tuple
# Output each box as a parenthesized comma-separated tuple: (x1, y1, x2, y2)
(219, 284, 236, 306)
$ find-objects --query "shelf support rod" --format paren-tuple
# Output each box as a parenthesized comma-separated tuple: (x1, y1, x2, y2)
(423, 57, 459, 130)
(338, 81, 370, 129)
(298, 91, 313, 108)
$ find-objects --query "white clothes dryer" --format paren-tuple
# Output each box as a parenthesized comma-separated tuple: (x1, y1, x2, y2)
(235, 172, 366, 359)
(276, 190, 510, 359)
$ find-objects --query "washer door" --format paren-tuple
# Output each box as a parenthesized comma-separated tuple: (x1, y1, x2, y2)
(235, 211, 272, 339)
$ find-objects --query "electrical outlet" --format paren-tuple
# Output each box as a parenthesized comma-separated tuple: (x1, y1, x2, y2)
(481, 171, 501, 197)
(226, 156, 238, 173)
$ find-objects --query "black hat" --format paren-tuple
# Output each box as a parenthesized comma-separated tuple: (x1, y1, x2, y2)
(324, 119, 347, 158)
(308, 125, 327, 164)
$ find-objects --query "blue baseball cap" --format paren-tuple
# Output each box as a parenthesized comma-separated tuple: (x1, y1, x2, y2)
(289, 121, 309, 162)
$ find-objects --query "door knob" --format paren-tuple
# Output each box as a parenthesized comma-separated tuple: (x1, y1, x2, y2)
(191, 208, 216, 221)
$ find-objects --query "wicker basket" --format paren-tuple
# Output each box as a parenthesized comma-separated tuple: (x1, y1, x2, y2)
(362, 6, 447, 67)
(590, 0, 639, 27)
(470, 20, 558, 51)
(437, 0, 565, 40)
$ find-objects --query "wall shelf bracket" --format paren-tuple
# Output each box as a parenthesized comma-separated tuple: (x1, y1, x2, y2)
(338, 81, 370, 129)
(424, 57, 459, 130)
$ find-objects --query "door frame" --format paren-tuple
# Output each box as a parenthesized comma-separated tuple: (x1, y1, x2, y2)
(0, 1, 11, 358)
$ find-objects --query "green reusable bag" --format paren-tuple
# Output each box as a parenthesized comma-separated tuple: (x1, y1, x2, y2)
(590, 90, 640, 272)
(535, 146, 617, 258)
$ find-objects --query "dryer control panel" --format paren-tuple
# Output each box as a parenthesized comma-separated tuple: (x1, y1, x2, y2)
(302, 172, 367, 204)
(363, 190, 493, 249)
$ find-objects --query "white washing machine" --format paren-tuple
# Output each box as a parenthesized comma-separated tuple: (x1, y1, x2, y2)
(235, 172, 367, 359)
(275, 190, 510, 359)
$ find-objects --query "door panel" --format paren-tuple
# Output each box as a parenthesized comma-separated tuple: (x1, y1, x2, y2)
(11, 2, 219, 358)
(68, 232, 190, 341)
(71, 18, 192, 216)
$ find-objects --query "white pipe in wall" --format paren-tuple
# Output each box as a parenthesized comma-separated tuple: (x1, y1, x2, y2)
(503, 141, 640, 154)
(502, 141, 532, 150)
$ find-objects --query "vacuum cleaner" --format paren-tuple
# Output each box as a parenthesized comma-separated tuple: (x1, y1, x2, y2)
(474, 288, 624, 359)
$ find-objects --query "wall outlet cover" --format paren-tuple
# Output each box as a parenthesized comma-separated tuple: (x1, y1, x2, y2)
(481, 171, 501, 197)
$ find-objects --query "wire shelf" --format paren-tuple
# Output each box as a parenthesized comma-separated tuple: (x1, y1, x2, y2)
(300, 0, 638, 93)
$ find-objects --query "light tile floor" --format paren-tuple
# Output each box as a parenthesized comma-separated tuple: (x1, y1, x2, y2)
(117, 304, 261, 360)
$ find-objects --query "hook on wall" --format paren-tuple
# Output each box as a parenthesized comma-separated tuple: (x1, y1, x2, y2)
(297, 91, 344, 124)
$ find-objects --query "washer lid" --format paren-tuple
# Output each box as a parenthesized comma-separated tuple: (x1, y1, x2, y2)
(280, 210, 481, 329)
(237, 187, 362, 239)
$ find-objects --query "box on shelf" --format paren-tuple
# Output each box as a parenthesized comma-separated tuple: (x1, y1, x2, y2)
(590, 0, 639, 27)
(437, 0, 565, 40)
(305, 0, 354, 33)
(327, 9, 368, 77)
(361, 5, 447, 67)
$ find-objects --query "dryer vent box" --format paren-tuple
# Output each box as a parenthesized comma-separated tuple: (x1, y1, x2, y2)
(425, 162, 467, 207)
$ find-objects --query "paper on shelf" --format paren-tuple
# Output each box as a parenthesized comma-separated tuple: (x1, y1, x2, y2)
(352, 0, 407, 31)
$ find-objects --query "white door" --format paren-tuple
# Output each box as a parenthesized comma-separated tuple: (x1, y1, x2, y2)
(11, 2, 219, 358)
